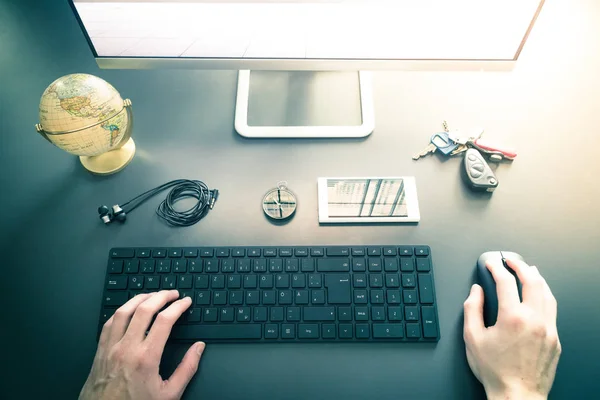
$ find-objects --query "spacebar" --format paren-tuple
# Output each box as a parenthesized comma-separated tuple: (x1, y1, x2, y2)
(172, 325, 262, 340)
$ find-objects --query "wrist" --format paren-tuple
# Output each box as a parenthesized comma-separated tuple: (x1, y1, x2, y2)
(486, 386, 547, 400)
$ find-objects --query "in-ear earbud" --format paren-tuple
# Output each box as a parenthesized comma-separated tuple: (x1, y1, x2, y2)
(98, 205, 112, 224)
(112, 205, 127, 223)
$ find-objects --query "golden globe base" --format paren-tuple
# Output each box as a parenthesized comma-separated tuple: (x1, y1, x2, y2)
(79, 138, 136, 175)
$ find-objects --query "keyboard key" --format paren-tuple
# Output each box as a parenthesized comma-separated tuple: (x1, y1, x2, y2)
(146, 276, 159, 290)
(352, 259, 366, 272)
(237, 307, 251, 322)
(298, 324, 319, 339)
(405, 306, 419, 321)
(213, 291, 227, 306)
(279, 290, 293, 305)
(270, 307, 284, 321)
(338, 307, 352, 321)
(157, 260, 171, 273)
(416, 258, 431, 272)
(222, 260, 235, 273)
(125, 260, 139, 274)
(352, 248, 365, 256)
(356, 324, 370, 339)
(325, 274, 351, 304)
(195, 275, 209, 289)
(406, 323, 421, 339)
(269, 259, 283, 272)
(368, 258, 382, 272)
(259, 275, 273, 289)
(237, 259, 251, 273)
(414, 246, 429, 256)
(317, 259, 350, 272)
(204, 308, 218, 322)
(254, 307, 268, 322)
(178, 275, 192, 289)
(398, 246, 413, 256)
(421, 307, 438, 338)
(276, 274, 289, 288)
(108, 260, 123, 274)
(173, 260, 187, 273)
(384, 259, 398, 272)
(220, 307, 234, 322)
(371, 290, 384, 304)
(301, 259, 315, 272)
(152, 249, 166, 258)
(244, 275, 257, 289)
(107, 276, 127, 290)
(282, 324, 295, 339)
(196, 291, 210, 305)
(186, 308, 202, 323)
(386, 290, 401, 304)
(232, 248, 245, 257)
(200, 248, 214, 257)
(353, 274, 367, 288)
(372, 306, 385, 321)
(322, 324, 336, 339)
(295, 290, 309, 305)
(308, 274, 322, 288)
(263, 290, 276, 305)
(137, 249, 151, 258)
(184, 249, 198, 258)
(279, 248, 292, 257)
(367, 247, 381, 256)
(354, 290, 367, 304)
(418, 274, 434, 304)
(294, 248, 308, 257)
(326, 247, 349, 256)
(373, 324, 404, 338)
(162, 275, 176, 289)
(229, 291, 243, 305)
(292, 274, 306, 288)
(179, 290, 193, 300)
(205, 260, 218, 273)
(263, 248, 277, 257)
(227, 275, 241, 289)
(339, 324, 353, 339)
(383, 247, 396, 256)
(385, 274, 400, 288)
(246, 290, 260, 305)
(111, 248, 134, 258)
(400, 257, 415, 272)
(169, 249, 182, 258)
(265, 324, 278, 338)
(311, 290, 325, 304)
(211, 275, 225, 289)
(402, 274, 416, 288)
(403, 290, 417, 304)
(355, 307, 368, 321)
(172, 325, 262, 340)
(248, 248, 261, 257)
(369, 274, 383, 288)
(310, 248, 324, 257)
(253, 259, 267, 272)
(104, 292, 128, 307)
(304, 307, 335, 321)
(129, 276, 144, 290)
(217, 249, 230, 257)
(140, 260, 155, 273)
(287, 307, 301, 322)
(388, 306, 402, 321)
(285, 259, 299, 272)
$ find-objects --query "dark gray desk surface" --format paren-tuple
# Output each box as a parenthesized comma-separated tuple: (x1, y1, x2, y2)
(2, 0, 600, 398)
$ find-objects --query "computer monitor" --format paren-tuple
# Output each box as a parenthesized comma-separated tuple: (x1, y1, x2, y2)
(69, 0, 544, 138)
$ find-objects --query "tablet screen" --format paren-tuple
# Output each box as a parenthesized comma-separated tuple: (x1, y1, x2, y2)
(326, 178, 408, 218)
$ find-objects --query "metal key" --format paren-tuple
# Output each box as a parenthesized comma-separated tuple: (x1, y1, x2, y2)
(413, 142, 437, 160)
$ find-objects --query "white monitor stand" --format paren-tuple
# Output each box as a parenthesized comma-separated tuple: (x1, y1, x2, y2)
(234, 70, 375, 139)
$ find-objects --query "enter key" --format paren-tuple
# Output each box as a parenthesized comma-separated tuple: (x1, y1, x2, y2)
(325, 274, 351, 304)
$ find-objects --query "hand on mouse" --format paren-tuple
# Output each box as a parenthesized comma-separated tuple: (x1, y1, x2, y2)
(79, 290, 205, 400)
(463, 259, 561, 400)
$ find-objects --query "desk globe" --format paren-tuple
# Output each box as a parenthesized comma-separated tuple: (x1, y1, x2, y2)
(36, 73, 135, 175)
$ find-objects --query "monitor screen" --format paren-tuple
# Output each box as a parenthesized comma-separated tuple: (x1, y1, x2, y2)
(71, 0, 543, 62)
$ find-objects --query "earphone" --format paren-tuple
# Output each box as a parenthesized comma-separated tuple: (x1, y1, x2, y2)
(97, 179, 218, 227)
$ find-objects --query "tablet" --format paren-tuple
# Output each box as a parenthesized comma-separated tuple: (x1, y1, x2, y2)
(318, 177, 420, 223)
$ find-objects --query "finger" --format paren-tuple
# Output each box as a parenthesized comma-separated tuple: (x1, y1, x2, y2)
(463, 284, 485, 341)
(504, 259, 544, 310)
(145, 296, 193, 355)
(485, 259, 520, 311)
(107, 293, 154, 347)
(124, 290, 180, 341)
(166, 342, 205, 399)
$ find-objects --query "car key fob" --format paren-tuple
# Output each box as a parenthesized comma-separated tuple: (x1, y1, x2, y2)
(463, 149, 498, 192)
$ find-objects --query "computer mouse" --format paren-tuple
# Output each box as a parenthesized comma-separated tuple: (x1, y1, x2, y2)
(477, 251, 525, 326)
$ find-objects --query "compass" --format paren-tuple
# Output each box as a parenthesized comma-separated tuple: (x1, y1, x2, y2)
(262, 181, 297, 221)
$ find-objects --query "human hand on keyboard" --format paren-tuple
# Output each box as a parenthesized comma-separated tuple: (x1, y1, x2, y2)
(463, 259, 561, 400)
(79, 290, 204, 400)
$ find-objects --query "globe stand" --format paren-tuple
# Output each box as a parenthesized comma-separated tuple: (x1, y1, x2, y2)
(79, 137, 136, 175)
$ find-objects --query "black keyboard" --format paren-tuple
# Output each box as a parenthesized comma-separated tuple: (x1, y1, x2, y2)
(99, 246, 440, 342)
